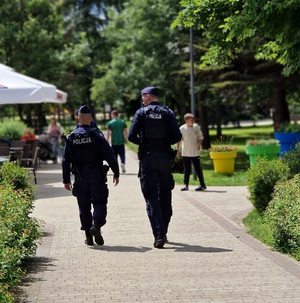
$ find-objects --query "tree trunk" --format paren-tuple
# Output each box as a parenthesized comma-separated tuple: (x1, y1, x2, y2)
(197, 91, 211, 150)
(272, 85, 289, 130)
(215, 99, 222, 139)
(35, 104, 47, 134)
(178, 89, 187, 125)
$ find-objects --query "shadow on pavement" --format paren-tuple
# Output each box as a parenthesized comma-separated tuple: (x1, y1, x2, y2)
(165, 241, 233, 253)
(89, 245, 152, 253)
(14, 256, 56, 303)
(87, 243, 232, 253)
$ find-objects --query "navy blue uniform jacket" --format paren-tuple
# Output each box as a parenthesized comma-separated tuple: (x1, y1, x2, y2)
(62, 125, 119, 184)
(128, 102, 182, 150)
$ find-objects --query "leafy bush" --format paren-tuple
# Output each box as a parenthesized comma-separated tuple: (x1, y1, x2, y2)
(209, 145, 237, 152)
(0, 119, 27, 141)
(247, 158, 289, 213)
(277, 122, 300, 132)
(0, 162, 42, 302)
(265, 174, 300, 260)
(282, 142, 300, 177)
(246, 138, 279, 146)
(0, 161, 35, 196)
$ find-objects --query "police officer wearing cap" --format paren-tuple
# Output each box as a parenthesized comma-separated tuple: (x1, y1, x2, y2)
(128, 86, 182, 248)
(62, 105, 120, 246)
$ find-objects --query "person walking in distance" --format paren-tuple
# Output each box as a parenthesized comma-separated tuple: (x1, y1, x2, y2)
(106, 110, 128, 174)
(62, 105, 120, 246)
(176, 113, 207, 191)
(128, 86, 182, 249)
(47, 116, 63, 163)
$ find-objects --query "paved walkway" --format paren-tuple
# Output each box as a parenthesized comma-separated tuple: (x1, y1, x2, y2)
(16, 148, 300, 303)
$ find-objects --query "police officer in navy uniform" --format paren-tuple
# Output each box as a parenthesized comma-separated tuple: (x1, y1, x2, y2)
(62, 105, 119, 246)
(128, 86, 182, 248)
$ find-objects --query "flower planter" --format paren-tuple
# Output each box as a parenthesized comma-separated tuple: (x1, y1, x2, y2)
(274, 132, 300, 156)
(245, 144, 280, 166)
(209, 150, 237, 175)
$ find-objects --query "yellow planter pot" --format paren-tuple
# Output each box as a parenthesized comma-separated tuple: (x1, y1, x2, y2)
(209, 150, 237, 175)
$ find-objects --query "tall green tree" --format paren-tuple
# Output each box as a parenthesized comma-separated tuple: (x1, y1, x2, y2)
(173, 0, 300, 128)
(91, 0, 189, 120)
(0, 0, 74, 131)
(0, 0, 123, 130)
(174, 0, 300, 76)
(60, 0, 124, 116)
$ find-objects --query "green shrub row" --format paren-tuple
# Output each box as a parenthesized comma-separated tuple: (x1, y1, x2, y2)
(0, 161, 43, 302)
(266, 175, 300, 260)
(247, 142, 300, 260)
(0, 119, 28, 141)
(247, 158, 289, 213)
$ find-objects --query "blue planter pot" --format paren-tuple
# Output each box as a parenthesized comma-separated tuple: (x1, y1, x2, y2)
(274, 132, 300, 156)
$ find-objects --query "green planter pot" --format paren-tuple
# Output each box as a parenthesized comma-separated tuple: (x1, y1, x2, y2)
(245, 144, 281, 166)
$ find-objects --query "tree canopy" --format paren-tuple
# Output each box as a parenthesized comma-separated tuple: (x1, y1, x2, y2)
(91, 0, 188, 119)
(174, 0, 300, 76)
(1, 0, 300, 136)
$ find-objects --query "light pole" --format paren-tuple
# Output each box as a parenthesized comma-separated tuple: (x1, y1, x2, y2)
(190, 27, 195, 115)
(190, 27, 197, 180)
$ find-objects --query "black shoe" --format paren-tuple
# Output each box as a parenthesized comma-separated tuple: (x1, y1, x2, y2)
(195, 186, 206, 191)
(181, 186, 188, 191)
(89, 225, 104, 245)
(85, 231, 94, 246)
(85, 236, 94, 246)
(154, 235, 166, 248)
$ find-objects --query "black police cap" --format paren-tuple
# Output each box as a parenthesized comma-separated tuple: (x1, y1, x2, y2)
(78, 105, 91, 114)
(141, 86, 159, 96)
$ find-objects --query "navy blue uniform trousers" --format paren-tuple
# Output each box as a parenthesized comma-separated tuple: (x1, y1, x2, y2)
(139, 152, 174, 238)
(73, 168, 108, 231)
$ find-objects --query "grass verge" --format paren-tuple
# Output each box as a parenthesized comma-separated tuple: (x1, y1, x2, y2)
(127, 124, 274, 186)
(242, 209, 275, 247)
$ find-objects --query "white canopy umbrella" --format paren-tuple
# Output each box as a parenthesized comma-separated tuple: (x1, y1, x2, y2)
(0, 64, 67, 104)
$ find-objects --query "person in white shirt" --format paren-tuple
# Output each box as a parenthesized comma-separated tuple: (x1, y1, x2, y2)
(176, 113, 207, 191)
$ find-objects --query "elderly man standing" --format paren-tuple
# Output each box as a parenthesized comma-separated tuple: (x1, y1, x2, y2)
(62, 105, 119, 246)
(128, 86, 182, 248)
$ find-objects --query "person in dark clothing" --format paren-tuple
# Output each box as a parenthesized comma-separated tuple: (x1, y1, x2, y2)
(128, 86, 182, 248)
(62, 105, 119, 246)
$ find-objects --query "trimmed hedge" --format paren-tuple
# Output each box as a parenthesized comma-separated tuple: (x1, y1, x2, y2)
(246, 157, 289, 213)
(282, 142, 300, 177)
(265, 174, 300, 260)
(0, 161, 43, 302)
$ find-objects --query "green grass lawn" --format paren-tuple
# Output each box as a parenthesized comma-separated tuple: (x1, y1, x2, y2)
(127, 124, 275, 186)
(177, 124, 274, 186)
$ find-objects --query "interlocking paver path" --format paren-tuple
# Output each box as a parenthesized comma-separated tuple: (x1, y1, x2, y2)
(16, 148, 300, 303)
